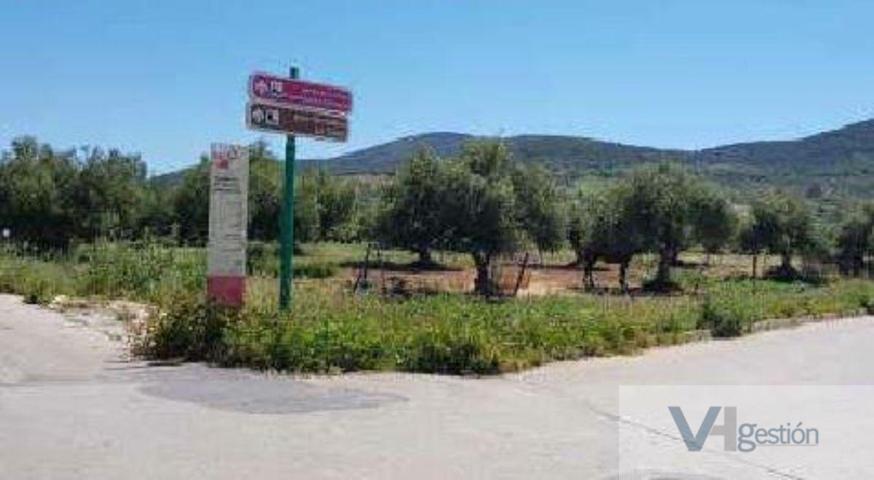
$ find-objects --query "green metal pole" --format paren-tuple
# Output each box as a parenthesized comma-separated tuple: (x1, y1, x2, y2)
(278, 65, 299, 310)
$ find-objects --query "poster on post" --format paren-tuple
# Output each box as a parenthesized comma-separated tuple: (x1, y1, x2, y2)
(207, 143, 249, 306)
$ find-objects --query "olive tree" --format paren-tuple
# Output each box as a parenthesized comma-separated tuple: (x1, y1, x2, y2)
(746, 191, 816, 278)
(691, 189, 737, 263)
(568, 184, 640, 291)
(620, 164, 739, 287)
(377, 141, 566, 294)
(738, 217, 767, 278)
(836, 203, 874, 276)
(374, 149, 447, 265)
(619, 164, 705, 288)
(441, 142, 521, 295)
(511, 164, 567, 263)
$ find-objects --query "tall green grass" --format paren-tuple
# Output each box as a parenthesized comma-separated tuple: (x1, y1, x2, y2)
(141, 278, 874, 375)
(4, 242, 874, 375)
(78, 241, 205, 301)
(148, 287, 693, 374)
(0, 250, 79, 304)
(0, 242, 205, 304)
(0, 240, 345, 304)
(695, 277, 874, 337)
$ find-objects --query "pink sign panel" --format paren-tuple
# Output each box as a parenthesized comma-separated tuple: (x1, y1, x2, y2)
(249, 72, 352, 113)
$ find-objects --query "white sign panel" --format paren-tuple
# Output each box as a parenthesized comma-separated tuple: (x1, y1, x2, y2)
(207, 144, 249, 305)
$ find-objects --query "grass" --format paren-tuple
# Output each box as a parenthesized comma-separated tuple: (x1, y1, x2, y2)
(144, 275, 874, 375)
(3, 241, 874, 375)
(0, 240, 351, 304)
(145, 283, 701, 374)
(0, 252, 78, 304)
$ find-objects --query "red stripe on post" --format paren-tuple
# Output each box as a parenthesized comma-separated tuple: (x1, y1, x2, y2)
(207, 276, 246, 307)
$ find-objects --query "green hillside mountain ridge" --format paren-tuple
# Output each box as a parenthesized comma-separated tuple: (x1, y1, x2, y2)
(151, 119, 874, 196)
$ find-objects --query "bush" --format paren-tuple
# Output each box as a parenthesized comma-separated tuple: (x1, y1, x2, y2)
(143, 291, 237, 361)
(699, 294, 754, 337)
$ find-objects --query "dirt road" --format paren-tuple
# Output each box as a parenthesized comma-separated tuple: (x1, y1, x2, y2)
(2, 294, 873, 479)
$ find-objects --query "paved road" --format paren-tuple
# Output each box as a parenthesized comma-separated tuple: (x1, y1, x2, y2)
(2, 294, 874, 479)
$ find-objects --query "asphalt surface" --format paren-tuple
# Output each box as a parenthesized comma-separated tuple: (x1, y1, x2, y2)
(2, 293, 873, 479)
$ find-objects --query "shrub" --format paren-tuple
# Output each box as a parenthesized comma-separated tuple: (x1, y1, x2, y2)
(142, 291, 237, 361)
(698, 294, 756, 337)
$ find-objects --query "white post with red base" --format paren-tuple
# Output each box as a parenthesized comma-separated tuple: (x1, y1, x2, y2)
(207, 144, 249, 307)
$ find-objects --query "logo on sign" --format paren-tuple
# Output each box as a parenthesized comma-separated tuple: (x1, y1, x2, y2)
(669, 405, 821, 453)
(253, 78, 268, 96)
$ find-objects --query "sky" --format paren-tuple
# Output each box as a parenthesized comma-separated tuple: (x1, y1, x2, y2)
(1, 0, 873, 174)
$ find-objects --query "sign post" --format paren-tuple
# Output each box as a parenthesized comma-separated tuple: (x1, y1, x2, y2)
(245, 67, 352, 310)
(278, 67, 299, 311)
(207, 144, 249, 307)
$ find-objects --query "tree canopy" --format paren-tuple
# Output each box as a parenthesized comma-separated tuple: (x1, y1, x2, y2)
(0, 136, 364, 249)
(746, 190, 819, 277)
(376, 141, 569, 294)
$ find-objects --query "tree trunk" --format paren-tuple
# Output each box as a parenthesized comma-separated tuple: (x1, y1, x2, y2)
(473, 252, 493, 296)
(573, 249, 585, 267)
(583, 259, 595, 291)
(417, 248, 433, 266)
(670, 247, 681, 266)
(513, 253, 529, 297)
(655, 249, 673, 286)
(752, 255, 758, 279)
(781, 252, 792, 271)
(619, 261, 629, 293)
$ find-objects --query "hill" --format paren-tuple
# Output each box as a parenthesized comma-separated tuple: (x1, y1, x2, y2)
(153, 119, 874, 202)
(306, 119, 874, 202)
(696, 119, 874, 198)
(303, 132, 690, 176)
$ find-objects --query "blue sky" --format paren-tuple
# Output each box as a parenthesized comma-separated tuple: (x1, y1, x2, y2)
(1, 1, 873, 174)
